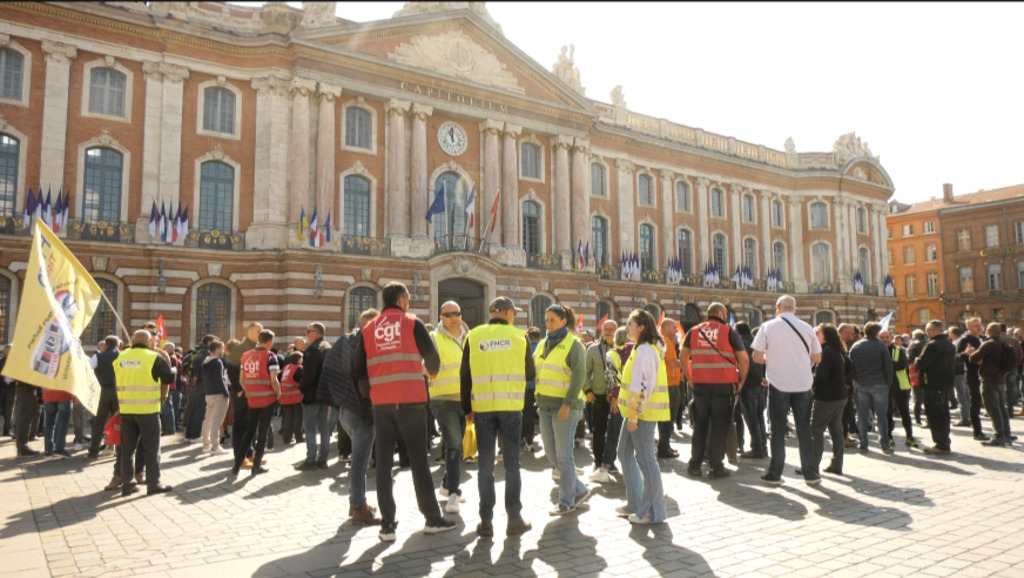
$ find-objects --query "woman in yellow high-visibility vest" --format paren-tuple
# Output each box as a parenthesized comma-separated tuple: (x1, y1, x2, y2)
(615, 309, 669, 524)
(534, 304, 590, 516)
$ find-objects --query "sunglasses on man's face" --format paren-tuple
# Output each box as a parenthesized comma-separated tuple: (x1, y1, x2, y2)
(441, 311, 462, 318)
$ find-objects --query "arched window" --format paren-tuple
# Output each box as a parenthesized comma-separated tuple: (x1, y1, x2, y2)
(643, 303, 661, 320)
(0, 48, 24, 101)
(590, 163, 606, 196)
(432, 172, 466, 242)
(84, 279, 119, 345)
(199, 161, 234, 231)
(809, 201, 829, 229)
(742, 193, 756, 223)
(596, 300, 614, 326)
(345, 106, 372, 150)
(683, 303, 703, 324)
(711, 187, 725, 218)
(675, 180, 691, 212)
(202, 87, 235, 134)
(857, 207, 868, 234)
(638, 174, 654, 206)
(771, 199, 784, 227)
(521, 142, 541, 179)
(677, 228, 693, 275)
(811, 242, 832, 283)
(712, 233, 727, 272)
(0, 274, 11, 343)
(748, 308, 762, 328)
(639, 223, 654, 271)
(773, 241, 787, 280)
(195, 283, 232, 344)
(814, 310, 836, 325)
(743, 238, 758, 277)
(88, 68, 126, 117)
(522, 200, 541, 256)
(530, 295, 551, 328)
(343, 175, 371, 237)
(591, 216, 608, 267)
(348, 287, 378, 331)
(0, 134, 19, 216)
(83, 147, 123, 222)
(858, 247, 871, 284)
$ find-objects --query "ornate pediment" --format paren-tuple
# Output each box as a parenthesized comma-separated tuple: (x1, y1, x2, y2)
(388, 29, 524, 94)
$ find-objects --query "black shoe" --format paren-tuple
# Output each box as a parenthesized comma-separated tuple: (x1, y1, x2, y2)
(121, 483, 140, 497)
(709, 469, 731, 480)
(424, 518, 457, 534)
(251, 466, 270, 476)
(981, 440, 1008, 447)
(296, 461, 316, 471)
(476, 521, 494, 538)
(17, 448, 40, 457)
(657, 449, 679, 459)
(147, 484, 173, 496)
(316, 459, 328, 470)
(823, 465, 843, 475)
(974, 434, 991, 441)
(954, 421, 971, 427)
(740, 450, 766, 459)
(266, 436, 274, 450)
(230, 465, 240, 476)
(686, 466, 702, 477)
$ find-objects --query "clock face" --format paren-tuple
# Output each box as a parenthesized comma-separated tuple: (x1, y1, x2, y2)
(437, 121, 468, 156)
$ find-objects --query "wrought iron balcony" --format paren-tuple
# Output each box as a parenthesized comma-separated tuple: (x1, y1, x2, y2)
(527, 252, 563, 271)
(597, 264, 617, 280)
(809, 281, 840, 294)
(185, 228, 244, 250)
(67, 219, 136, 243)
(433, 235, 491, 256)
(641, 269, 666, 284)
(0, 214, 28, 235)
(342, 235, 391, 257)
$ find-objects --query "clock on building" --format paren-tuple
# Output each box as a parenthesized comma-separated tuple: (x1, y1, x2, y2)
(437, 121, 468, 156)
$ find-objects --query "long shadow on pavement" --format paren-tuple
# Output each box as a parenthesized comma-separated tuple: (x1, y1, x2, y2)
(783, 483, 914, 530)
(628, 523, 714, 576)
(717, 481, 809, 520)
(830, 471, 935, 507)
(522, 514, 607, 576)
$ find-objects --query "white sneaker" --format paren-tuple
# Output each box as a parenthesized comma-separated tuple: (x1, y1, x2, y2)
(72, 443, 83, 451)
(615, 505, 632, 518)
(202, 446, 211, 453)
(589, 468, 613, 484)
(628, 513, 652, 525)
(444, 494, 461, 514)
(211, 447, 229, 455)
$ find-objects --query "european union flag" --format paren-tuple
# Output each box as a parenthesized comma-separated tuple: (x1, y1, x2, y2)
(426, 181, 447, 222)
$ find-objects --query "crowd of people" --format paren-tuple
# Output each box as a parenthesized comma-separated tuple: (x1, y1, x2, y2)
(1, 289, 1021, 540)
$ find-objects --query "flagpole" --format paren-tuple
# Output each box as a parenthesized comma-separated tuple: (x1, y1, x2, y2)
(99, 290, 132, 343)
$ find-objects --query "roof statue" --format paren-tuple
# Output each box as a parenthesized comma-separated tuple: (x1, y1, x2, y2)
(301, 2, 336, 28)
(552, 44, 585, 96)
(610, 85, 626, 108)
(784, 137, 796, 154)
(393, 2, 504, 35)
(833, 131, 876, 164)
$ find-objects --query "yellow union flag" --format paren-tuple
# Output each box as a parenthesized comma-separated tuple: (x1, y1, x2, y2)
(1, 219, 104, 414)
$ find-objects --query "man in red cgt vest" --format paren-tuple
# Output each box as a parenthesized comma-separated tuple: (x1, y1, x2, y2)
(232, 330, 280, 477)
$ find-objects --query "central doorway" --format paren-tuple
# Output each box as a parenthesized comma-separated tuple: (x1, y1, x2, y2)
(437, 278, 486, 329)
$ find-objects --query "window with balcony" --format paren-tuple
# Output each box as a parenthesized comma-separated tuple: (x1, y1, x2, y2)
(83, 147, 123, 222)
(0, 134, 18, 216)
(677, 229, 693, 275)
(343, 175, 371, 237)
(591, 216, 608, 267)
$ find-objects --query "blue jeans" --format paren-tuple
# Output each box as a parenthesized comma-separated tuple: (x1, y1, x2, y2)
(768, 386, 814, 480)
(431, 400, 465, 495)
(475, 411, 524, 523)
(338, 407, 375, 508)
(857, 383, 890, 450)
(538, 405, 586, 508)
(43, 400, 72, 454)
(740, 384, 769, 454)
(161, 389, 182, 434)
(302, 402, 336, 462)
(618, 419, 666, 522)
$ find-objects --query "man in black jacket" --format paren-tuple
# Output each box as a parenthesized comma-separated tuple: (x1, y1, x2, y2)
(184, 335, 215, 443)
(956, 317, 987, 441)
(915, 320, 957, 455)
(89, 335, 121, 458)
(298, 322, 332, 470)
(322, 308, 380, 524)
(736, 322, 767, 459)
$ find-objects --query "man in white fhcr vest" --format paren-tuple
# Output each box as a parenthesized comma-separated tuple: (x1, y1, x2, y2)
(429, 300, 469, 514)
(460, 296, 536, 538)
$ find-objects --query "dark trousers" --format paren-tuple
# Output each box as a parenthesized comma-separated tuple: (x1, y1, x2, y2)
(740, 384, 768, 454)
(924, 387, 952, 450)
(185, 383, 206, 440)
(232, 394, 251, 464)
(811, 398, 846, 474)
(280, 403, 303, 443)
(768, 386, 814, 480)
(120, 413, 161, 488)
(14, 385, 40, 451)
(113, 444, 144, 478)
(658, 386, 682, 455)
(2, 382, 16, 436)
(522, 389, 537, 444)
(591, 393, 611, 467)
(887, 386, 914, 439)
(843, 385, 857, 436)
(688, 384, 735, 471)
(372, 403, 444, 527)
(968, 376, 983, 436)
(913, 386, 925, 424)
(981, 382, 1011, 441)
(235, 404, 273, 469)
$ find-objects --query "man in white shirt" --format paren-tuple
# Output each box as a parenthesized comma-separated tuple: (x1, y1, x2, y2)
(751, 295, 822, 486)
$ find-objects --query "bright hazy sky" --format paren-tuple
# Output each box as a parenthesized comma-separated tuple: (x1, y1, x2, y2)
(236, 2, 1024, 205)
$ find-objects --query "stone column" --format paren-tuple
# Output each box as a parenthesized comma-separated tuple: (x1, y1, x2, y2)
(39, 40, 77, 193)
(139, 61, 163, 238)
(410, 103, 433, 240)
(660, 170, 674, 266)
(289, 78, 316, 229)
(250, 72, 293, 249)
(616, 159, 636, 256)
(385, 98, 410, 239)
(481, 119, 503, 243)
(873, 205, 885, 286)
(788, 198, 806, 291)
(834, 198, 847, 279)
(730, 184, 743, 271)
(696, 177, 710, 265)
(553, 136, 572, 257)
(760, 193, 772, 274)
(849, 202, 859, 278)
(316, 83, 340, 225)
(570, 138, 590, 264)
(501, 124, 521, 249)
(158, 63, 188, 218)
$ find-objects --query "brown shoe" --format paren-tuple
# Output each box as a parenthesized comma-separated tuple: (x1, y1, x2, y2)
(134, 473, 146, 485)
(506, 519, 532, 535)
(351, 504, 381, 525)
(104, 475, 123, 491)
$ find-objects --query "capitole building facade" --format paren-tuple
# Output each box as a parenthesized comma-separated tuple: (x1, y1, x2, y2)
(0, 1, 896, 346)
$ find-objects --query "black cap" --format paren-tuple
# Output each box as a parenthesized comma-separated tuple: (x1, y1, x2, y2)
(489, 296, 523, 312)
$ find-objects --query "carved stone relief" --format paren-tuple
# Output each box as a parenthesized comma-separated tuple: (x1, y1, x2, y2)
(389, 30, 523, 94)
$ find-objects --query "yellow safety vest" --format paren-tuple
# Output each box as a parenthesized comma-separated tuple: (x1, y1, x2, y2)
(113, 347, 161, 415)
(534, 334, 585, 402)
(430, 330, 465, 401)
(468, 323, 528, 412)
(892, 347, 911, 391)
(617, 343, 670, 422)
